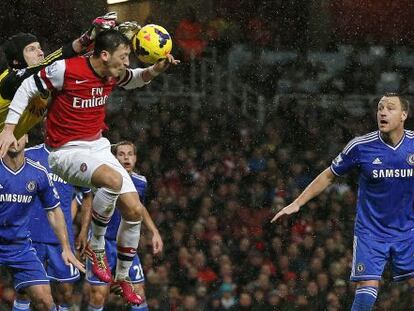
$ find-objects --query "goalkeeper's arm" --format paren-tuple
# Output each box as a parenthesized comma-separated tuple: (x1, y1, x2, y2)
(0, 12, 117, 100)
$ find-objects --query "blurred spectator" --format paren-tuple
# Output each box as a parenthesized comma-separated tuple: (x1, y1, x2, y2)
(174, 6, 208, 61)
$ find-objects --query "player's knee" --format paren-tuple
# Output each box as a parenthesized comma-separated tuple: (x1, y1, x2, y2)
(122, 202, 144, 222)
(106, 171, 123, 192)
(93, 166, 123, 192)
(31, 294, 54, 311)
(90, 288, 106, 307)
(60, 290, 74, 305)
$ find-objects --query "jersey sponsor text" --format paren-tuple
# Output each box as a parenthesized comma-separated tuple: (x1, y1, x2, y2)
(0, 193, 33, 203)
(372, 168, 414, 178)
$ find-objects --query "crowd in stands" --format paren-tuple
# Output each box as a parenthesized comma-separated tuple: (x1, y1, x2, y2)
(171, 2, 414, 99)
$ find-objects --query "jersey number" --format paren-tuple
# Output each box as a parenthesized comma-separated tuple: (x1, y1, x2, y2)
(133, 264, 144, 280)
(69, 263, 79, 277)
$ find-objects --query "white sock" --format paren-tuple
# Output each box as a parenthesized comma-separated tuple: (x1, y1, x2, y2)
(116, 218, 141, 280)
(90, 187, 118, 250)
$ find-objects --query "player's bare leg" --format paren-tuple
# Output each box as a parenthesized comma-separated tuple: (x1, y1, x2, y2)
(86, 164, 123, 283)
(351, 280, 379, 311)
(88, 284, 109, 311)
(24, 284, 56, 311)
(132, 283, 149, 311)
(112, 191, 144, 305)
(53, 283, 75, 311)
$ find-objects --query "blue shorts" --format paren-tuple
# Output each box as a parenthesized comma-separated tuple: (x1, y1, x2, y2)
(86, 239, 145, 285)
(32, 241, 80, 283)
(0, 239, 49, 291)
(351, 235, 414, 282)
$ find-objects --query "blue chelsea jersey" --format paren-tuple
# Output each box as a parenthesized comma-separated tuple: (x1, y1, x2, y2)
(0, 158, 59, 241)
(105, 173, 148, 240)
(25, 144, 90, 244)
(331, 130, 414, 241)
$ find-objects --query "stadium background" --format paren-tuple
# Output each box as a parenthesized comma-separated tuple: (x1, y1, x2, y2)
(1, 0, 414, 310)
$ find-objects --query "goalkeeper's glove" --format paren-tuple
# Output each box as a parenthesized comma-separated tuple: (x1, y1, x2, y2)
(116, 21, 141, 40)
(79, 12, 118, 48)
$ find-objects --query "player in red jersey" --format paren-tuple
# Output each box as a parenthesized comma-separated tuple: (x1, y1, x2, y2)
(0, 29, 179, 306)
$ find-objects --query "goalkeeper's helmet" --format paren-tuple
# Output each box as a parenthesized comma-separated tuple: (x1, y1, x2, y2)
(3, 33, 38, 69)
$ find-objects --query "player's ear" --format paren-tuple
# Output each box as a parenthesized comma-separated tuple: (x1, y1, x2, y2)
(402, 111, 408, 122)
(101, 50, 110, 62)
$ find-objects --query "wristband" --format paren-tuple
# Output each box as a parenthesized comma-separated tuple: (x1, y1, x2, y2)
(5, 109, 21, 125)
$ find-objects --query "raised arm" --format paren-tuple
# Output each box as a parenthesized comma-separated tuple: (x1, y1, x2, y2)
(0, 12, 117, 101)
(270, 167, 336, 223)
(118, 54, 180, 89)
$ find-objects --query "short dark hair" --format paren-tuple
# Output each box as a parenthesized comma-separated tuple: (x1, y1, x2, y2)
(384, 93, 410, 113)
(112, 140, 137, 155)
(93, 29, 130, 56)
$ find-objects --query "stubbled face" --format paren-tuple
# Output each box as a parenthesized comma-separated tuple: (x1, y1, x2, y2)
(23, 42, 44, 66)
(104, 44, 130, 78)
(8, 135, 28, 155)
(377, 96, 407, 133)
(115, 144, 136, 173)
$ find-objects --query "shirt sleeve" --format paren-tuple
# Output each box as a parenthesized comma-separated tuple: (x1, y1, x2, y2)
(73, 187, 91, 206)
(5, 60, 66, 124)
(81, 187, 92, 194)
(330, 140, 360, 176)
(117, 68, 150, 89)
(0, 43, 75, 100)
(38, 170, 60, 210)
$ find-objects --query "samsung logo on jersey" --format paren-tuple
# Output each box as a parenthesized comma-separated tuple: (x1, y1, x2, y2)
(72, 95, 108, 108)
(49, 173, 67, 184)
(0, 194, 33, 203)
(372, 169, 414, 178)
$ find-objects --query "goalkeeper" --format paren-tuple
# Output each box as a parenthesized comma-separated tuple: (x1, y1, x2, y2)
(0, 12, 118, 139)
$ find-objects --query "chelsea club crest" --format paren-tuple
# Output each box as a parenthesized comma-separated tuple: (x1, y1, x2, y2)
(407, 154, 414, 166)
(26, 181, 37, 192)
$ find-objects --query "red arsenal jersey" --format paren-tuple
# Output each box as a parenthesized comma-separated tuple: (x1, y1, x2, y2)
(40, 57, 116, 147)
(7, 55, 148, 147)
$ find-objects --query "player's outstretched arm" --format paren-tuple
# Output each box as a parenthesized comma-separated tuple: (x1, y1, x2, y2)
(118, 54, 180, 89)
(0, 13, 118, 102)
(75, 12, 118, 52)
(47, 206, 86, 273)
(271, 167, 336, 223)
(141, 204, 163, 255)
(141, 54, 180, 82)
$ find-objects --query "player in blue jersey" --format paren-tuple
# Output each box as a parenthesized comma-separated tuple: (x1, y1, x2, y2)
(271, 94, 414, 310)
(0, 134, 84, 311)
(10, 142, 92, 311)
(87, 141, 163, 311)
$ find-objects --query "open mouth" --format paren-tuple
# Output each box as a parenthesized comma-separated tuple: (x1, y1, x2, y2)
(380, 120, 388, 125)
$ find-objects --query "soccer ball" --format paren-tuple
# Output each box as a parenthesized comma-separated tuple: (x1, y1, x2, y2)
(132, 24, 172, 64)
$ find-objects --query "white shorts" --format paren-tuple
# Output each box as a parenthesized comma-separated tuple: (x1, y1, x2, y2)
(48, 137, 136, 194)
